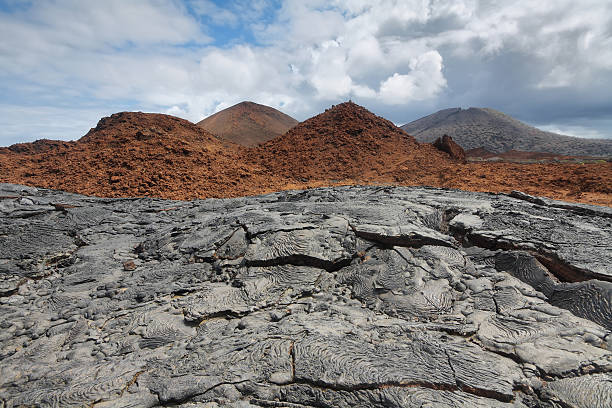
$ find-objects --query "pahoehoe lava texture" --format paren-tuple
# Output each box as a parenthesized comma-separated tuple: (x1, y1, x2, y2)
(0, 183, 611, 407)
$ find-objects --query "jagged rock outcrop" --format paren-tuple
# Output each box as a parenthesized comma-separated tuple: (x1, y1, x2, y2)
(433, 134, 466, 162)
(0, 183, 611, 407)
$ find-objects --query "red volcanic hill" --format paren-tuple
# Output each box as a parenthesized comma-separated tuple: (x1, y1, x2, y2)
(0, 112, 263, 199)
(197, 101, 298, 146)
(249, 101, 456, 181)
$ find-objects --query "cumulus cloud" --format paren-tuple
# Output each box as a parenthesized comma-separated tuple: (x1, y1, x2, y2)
(1, 0, 612, 145)
(0, 0, 205, 56)
(378, 51, 447, 104)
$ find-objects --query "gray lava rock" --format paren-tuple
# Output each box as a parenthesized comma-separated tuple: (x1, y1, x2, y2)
(0, 183, 610, 407)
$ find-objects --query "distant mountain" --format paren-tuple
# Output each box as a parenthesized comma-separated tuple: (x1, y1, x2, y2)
(197, 101, 298, 146)
(401, 107, 612, 157)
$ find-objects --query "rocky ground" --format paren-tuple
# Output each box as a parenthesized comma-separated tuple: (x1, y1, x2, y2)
(1, 183, 610, 407)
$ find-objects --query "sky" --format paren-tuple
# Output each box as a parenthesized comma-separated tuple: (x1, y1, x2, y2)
(1, 0, 612, 145)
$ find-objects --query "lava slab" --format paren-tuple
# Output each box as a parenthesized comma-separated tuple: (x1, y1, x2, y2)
(0, 183, 610, 407)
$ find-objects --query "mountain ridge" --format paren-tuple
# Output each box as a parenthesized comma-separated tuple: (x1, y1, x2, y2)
(401, 107, 612, 156)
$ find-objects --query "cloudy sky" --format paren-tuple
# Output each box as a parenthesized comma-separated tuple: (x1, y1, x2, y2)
(1, 0, 612, 145)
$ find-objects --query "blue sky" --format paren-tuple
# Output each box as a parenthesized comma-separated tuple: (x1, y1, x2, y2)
(1, 0, 612, 145)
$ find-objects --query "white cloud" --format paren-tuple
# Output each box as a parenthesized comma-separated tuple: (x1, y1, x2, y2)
(308, 40, 353, 99)
(459, 0, 612, 86)
(378, 51, 447, 103)
(351, 84, 377, 99)
(379, 73, 419, 104)
(537, 66, 572, 89)
(346, 35, 385, 79)
(165, 105, 188, 117)
(0, 0, 205, 56)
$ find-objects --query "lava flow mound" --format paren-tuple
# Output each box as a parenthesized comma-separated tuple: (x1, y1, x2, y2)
(249, 102, 457, 181)
(0, 112, 272, 200)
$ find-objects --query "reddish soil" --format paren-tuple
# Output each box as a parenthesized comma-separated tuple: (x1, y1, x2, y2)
(1, 103, 611, 207)
(383, 161, 612, 206)
(3, 139, 76, 154)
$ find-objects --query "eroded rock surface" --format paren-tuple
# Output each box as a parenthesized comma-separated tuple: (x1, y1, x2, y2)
(0, 183, 611, 407)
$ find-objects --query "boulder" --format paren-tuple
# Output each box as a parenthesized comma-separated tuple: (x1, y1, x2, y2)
(433, 134, 467, 162)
